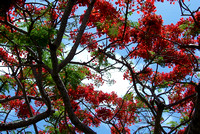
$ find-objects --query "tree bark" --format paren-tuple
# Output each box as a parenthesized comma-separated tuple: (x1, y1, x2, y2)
(52, 74, 96, 134)
(154, 102, 164, 134)
(185, 84, 200, 134)
(0, 109, 54, 131)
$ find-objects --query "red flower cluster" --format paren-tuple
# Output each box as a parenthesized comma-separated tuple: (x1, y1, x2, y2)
(17, 103, 36, 119)
(96, 107, 113, 120)
(139, 13, 163, 34)
(0, 47, 18, 66)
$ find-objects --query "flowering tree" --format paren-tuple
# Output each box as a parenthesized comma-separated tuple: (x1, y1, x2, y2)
(0, 0, 199, 133)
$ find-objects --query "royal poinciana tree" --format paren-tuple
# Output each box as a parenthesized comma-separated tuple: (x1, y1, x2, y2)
(0, 0, 199, 133)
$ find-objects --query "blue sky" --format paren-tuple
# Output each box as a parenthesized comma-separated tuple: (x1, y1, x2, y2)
(156, 0, 200, 24)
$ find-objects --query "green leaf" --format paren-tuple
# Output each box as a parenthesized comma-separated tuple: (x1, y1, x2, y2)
(10, 130, 16, 134)
(96, 22, 103, 29)
(123, 92, 133, 101)
(197, 73, 200, 78)
(49, 110, 63, 122)
(167, 121, 179, 127)
(91, 51, 110, 67)
(158, 81, 173, 88)
(128, 11, 133, 17)
(157, 88, 162, 93)
(108, 25, 119, 37)
(179, 23, 189, 30)
(130, 21, 139, 28)
(149, 51, 155, 55)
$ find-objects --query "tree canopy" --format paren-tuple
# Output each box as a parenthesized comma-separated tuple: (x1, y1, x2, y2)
(0, 0, 200, 133)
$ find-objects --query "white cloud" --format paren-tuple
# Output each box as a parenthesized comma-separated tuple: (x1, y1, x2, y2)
(97, 70, 131, 97)
(73, 48, 132, 97)
(0, 63, 9, 75)
(73, 48, 92, 63)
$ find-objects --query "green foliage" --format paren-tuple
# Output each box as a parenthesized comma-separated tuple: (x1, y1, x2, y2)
(96, 22, 102, 30)
(91, 50, 111, 67)
(123, 92, 133, 101)
(43, 73, 55, 86)
(9, 130, 17, 134)
(108, 24, 119, 37)
(179, 22, 189, 31)
(42, 51, 52, 69)
(0, 25, 12, 43)
(157, 88, 162, 93)
(155, 56, 164, 63)
(44, 125, 60, 134)
(129, 21, 139, 28)
(158, 81, 173, 88)
(197, 73, 200, 78)
(62, 65, 89, 90)
(96, 20, 122, 37)
(152, 55, 165, 67)
(65, 17, 80, 32)
(149, 51, 155, 56)
(167, 121, 179, 128)
(135, 94, 146, 108)
(0, 81, 9, 94)
(12, 21, 56, 50)
(49, 111, 63, 123)
(127, 11, 133, 17)
(0, 76, 15, 94)
(29, 26, 49, 47)
(180, 115, 189, 123)
(179, 21, 200, 36)
(29, 24, 56, 47)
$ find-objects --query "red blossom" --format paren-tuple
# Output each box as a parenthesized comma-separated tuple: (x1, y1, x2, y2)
(17, 103, 36, 119)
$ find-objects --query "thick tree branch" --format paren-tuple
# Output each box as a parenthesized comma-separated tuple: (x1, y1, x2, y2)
(58, 0, 96, 71)
(166, 93, 196, 109)
(0, 21, 28, 34)
(51, 74, 96, 134)
(0, 95, 43, 103)
(0, 109, 54, 131)
(53, 0, 76, 48)
(14, 69, 39, 133)
(154, 102, 165, 134)
(49, 1, 97, 133)
(31, 65, 52, 108)
(185, 85, 200, 133)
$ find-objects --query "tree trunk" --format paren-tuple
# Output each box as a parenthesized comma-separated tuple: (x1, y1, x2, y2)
(154, 103, 164, 134)
(185, 85, 200, 134)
